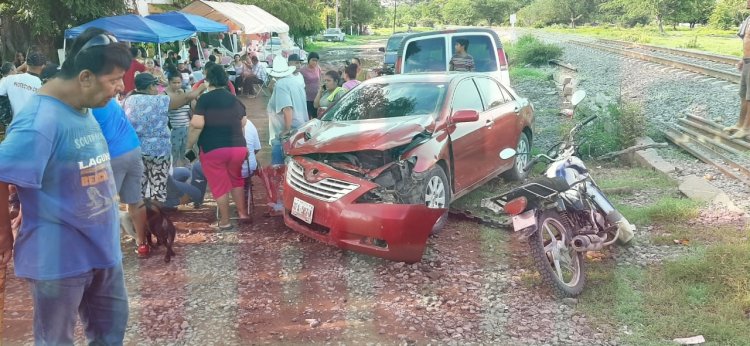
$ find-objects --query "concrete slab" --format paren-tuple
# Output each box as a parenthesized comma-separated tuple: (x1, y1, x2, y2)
(626, 137, 676, 175)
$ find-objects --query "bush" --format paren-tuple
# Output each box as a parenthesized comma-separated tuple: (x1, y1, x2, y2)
(576, 96, 646, 158)
(507, 34, 563, 66)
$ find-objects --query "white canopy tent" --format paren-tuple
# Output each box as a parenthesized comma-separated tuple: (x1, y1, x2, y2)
(182, 1, 293, 51)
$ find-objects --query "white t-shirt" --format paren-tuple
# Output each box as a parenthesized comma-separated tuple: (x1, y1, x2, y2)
(242, 120, 262, 178)
(0, 73, 42, 114)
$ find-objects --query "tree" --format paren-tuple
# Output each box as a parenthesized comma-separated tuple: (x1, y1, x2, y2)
(558, 0, 600, 28)
(673, 0, 714, 28)
(709, 0, 750, 30)
(238, 0, 324, 37)
(473, 0, 517, 26)
(442, 0, 478, 25)
(0, 0, 130, 62)
(600, 0, 681, 33)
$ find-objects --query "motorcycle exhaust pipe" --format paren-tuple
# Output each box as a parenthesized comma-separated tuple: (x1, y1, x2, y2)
(587, 182, 636, 244)
(571, 234, 606, 252)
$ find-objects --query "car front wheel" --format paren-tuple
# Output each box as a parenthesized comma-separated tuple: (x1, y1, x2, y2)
(407, 166, 451, 234)
(502, 132, 531, 181)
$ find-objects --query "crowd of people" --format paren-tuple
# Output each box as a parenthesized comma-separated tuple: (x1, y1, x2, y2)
(0, 25, 374, 344)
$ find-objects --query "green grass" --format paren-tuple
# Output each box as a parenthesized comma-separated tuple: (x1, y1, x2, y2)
(305, 34, 388, 52)
(616, 196, 702, 226)
(544, 25, 741, 57)
(597, 167, 676, 191)
(583, 244, 750, 345)
(509, 66, 549, 81)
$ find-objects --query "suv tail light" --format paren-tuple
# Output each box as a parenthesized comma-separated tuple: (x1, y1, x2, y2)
(504, 197, 527, 216)
(497, 48, 508, 70)
(395, 56, 402, 74)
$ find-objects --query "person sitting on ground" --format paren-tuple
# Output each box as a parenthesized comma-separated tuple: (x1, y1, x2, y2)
(164, 161, 207, 210)
(122, 73, 205, 218)
(342, 63, 361, 92)
(314, 70, 345, 112)
(185, 64, 250, 230)
(449, 38, 474, 72)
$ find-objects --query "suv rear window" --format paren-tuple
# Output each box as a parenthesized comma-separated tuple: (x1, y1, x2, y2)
(322, 82, 446, 121)
(386, 36, 405, 52)
(451, 35, 497, 72)
(403, 37, 446, 73)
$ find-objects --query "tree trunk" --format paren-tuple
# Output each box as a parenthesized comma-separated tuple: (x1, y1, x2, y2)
(658, 16, 665, 34)
(0, 15, 32, 62)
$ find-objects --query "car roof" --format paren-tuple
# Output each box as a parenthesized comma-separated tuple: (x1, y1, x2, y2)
(397, 28, 503, 49)
(364, 72, 499, 85)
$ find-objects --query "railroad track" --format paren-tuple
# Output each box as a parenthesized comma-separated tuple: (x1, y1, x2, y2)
(571, 39, 741, 84)
(662, 115, 750, 185)
(568, 39, 750, 185)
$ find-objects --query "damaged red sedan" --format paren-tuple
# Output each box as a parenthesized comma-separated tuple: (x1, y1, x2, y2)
(283, 73, 534, 262)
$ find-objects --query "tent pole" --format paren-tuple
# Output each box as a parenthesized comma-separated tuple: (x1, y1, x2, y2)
(158, 44, 162, 67)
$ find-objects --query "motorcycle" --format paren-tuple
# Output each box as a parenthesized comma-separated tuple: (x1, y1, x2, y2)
(490, 90, 635, 297)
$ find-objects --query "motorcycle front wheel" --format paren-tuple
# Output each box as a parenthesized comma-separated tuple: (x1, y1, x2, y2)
(529, 209, 586, 297)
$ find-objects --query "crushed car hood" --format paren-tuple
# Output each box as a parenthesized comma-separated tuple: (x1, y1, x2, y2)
(288, 116, 435, 155)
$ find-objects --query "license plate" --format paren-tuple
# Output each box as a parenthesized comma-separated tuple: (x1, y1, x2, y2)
(291, 197, 314, 224)
(512, 210, 536, 231)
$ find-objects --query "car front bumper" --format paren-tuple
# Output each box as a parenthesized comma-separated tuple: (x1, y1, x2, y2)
(283, 157, 444, 263)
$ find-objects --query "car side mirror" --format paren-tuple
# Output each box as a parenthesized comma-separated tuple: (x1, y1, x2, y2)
(571, 90, 587, 107)
(514, 98, 529, 113)
(317, 107, 328, 118)
(378, 47, 385, 52)
(452, 109, 479, 123)
(499, 148, 517, 160)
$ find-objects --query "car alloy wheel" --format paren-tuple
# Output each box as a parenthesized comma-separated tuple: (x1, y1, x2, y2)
(425, 175, 447, 208)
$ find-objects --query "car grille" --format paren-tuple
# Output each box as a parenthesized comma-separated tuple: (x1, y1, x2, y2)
(287, 160, 360, 202)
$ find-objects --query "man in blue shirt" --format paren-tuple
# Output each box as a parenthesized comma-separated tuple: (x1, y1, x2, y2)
(0, 28, 132, 345)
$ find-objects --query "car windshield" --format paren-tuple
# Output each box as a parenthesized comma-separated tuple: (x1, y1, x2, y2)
(269, 37, 281, 46)
(325, 29, 340, 34)
(386, 36, 404, 52)
(322, 82, 446, 121)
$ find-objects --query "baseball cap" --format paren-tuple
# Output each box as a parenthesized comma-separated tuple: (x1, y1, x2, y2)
(135, 73, 159, 90)
(26, 51, 47, 67)
(287, 54, 304, 62)
(307, 52, 320, 61)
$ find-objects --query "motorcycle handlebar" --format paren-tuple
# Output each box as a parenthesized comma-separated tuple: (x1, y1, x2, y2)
(581, 115, 598, 126)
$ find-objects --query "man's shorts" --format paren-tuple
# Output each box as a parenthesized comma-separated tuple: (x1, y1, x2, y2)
(110, 147, 144, 204)
(740, 58, 750, 101)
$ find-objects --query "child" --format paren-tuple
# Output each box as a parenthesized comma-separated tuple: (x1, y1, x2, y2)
(449, 38, 475, 72)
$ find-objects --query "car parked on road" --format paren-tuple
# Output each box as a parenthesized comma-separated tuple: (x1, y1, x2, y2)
(323, 28, 345, 42)
(378, 32, 408, 75)
(258, 37, 307, 63)
(282, 73, 534, 262)
(394, 28, 510, 86)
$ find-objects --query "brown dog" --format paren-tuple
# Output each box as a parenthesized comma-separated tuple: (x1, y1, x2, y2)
(142, 198, 177, 263)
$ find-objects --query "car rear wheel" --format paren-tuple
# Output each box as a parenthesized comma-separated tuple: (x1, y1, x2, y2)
(502, 132, 531, 181)
(408, 166, 451, 234)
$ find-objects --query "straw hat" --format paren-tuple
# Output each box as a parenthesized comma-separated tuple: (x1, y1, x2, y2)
(267, 55, 296, 78)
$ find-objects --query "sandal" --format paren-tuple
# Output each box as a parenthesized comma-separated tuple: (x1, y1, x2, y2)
(212, 223, 235, 231)
(135, 244, 150, 258)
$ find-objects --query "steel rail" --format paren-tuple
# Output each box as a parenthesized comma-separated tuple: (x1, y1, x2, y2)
(597, 38, 739, 65)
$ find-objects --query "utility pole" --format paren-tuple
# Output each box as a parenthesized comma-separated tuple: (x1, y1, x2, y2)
(349, 0, 352, 35)
(393, 0, 396, 34)
(335, 0, 340, 28)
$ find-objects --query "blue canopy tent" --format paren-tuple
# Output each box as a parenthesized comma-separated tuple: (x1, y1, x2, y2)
(146, 11, 228, 33)
(146, 12, 228, 62)
(62, 14, 195, 65)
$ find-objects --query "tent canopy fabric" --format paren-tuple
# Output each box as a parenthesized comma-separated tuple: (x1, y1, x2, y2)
(181, 0, 289, 35)
(64, 14, 195, 43)
(146, 11, 228, 33)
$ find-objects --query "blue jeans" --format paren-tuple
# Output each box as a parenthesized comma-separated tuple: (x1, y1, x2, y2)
(271, 137, 285, 165)
(28, 264, 128, 346)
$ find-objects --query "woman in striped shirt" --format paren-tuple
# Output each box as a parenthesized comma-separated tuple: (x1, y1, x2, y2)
(166, 70, 192, 167)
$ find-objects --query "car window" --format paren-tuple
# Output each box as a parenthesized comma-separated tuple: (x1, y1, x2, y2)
(269, 37, 281, 46)
(451, 35, 497, 72)
(498, 84, 515, 102)
(386, 36, 404, 52)
(403, 37, 446, 73)
(322, 82, 447, 121)
(326, 29, 340, 34)
(451, 80, 483, 112)
(474, 77, 508, 109)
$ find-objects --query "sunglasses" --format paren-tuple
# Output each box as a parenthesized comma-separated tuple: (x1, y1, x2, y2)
(74, 34, 118, 60)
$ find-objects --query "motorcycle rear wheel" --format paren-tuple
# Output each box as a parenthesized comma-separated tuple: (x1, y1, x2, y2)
(529, 209, 586, 297)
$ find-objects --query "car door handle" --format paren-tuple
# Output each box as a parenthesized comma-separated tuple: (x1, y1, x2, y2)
(485, 119, 494, 128)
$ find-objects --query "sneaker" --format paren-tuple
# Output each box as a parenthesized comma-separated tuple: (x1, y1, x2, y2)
(136, 244, 150, 258)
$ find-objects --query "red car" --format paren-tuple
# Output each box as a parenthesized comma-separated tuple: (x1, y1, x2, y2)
(283, 73, 534, 262)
